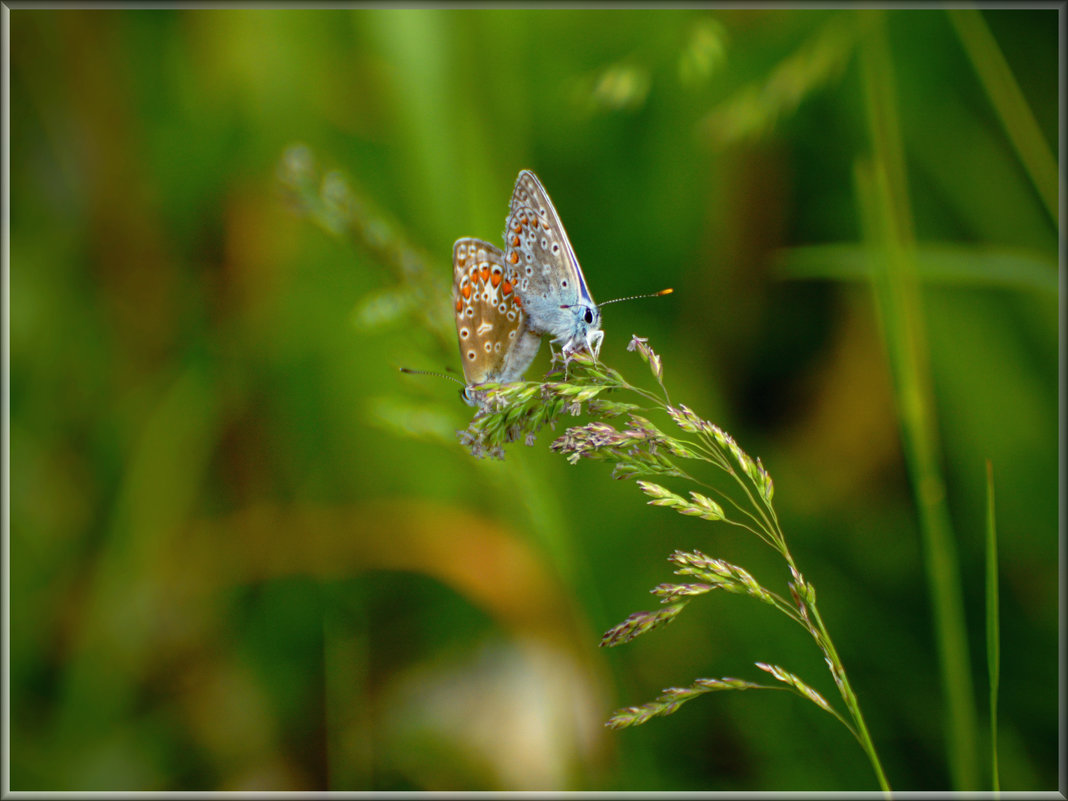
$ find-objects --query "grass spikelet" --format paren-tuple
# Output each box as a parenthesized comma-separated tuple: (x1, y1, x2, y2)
(600, 603, 688, 648)
(605, 676, 762, 730)
(755, 662, 836, 716)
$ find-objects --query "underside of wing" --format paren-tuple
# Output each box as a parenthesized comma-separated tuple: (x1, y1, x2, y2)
(504, 171, 592, 308)
(452, 238, 536, 385)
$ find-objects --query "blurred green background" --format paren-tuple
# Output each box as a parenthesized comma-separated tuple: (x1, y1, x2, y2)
(8, 7, 1059, 792)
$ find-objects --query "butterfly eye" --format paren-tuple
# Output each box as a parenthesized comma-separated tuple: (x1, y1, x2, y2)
(584, 308, 594, 325)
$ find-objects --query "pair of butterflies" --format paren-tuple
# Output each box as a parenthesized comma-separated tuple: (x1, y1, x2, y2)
(453, 169, 607, 405)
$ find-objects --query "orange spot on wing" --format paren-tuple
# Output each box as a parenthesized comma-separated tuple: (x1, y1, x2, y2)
(461, 283, 472, 299)
(455, 298, 462, 313)
(480, 265, 490, 282)
(507, 251, 518, 265)
(491, 270, 502, 287)
(501, 279, 513, 295)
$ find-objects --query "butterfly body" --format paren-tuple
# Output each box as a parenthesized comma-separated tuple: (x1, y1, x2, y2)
(452, 237, 542, 405)
(504, 170, 604, 360)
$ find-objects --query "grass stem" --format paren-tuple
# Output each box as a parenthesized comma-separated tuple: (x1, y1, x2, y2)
(856, 11, 980, 789)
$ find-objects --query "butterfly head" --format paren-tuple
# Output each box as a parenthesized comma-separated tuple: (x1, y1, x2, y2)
(560, 299, 603, 359)
(459, 386, 479, 408)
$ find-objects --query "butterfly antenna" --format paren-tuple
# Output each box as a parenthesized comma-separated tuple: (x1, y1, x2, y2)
(560, 288, 673, 312)
(399, 366, 466, 388)
(597, 287, 674, 308)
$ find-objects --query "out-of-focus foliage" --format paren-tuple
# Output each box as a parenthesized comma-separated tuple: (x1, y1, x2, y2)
(8, 8, 1058, 792)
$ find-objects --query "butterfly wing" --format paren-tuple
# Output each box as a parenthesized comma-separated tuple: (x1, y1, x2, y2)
(503, 170, 602, 357)
(453, 238, 541, 389)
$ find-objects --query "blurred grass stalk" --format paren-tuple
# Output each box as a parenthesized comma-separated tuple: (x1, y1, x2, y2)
(946, 8, 1058, 226)
(277, 144, 454, 349)
(855, 10, 980, 791)
(985, 460, 1000, 794)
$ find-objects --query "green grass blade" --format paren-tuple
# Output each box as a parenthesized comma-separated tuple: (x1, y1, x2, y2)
(985, 459, 1001, 793)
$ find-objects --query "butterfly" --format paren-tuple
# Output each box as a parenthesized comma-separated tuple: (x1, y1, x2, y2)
(452, 237, 542, 405)
(504, 169, 604, 361)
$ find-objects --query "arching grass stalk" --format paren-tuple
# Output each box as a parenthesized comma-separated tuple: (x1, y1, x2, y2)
(459, 336, 891, 794)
